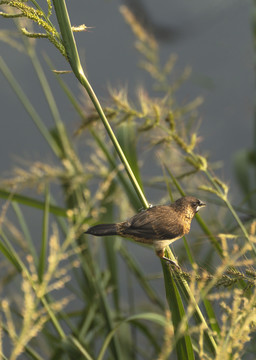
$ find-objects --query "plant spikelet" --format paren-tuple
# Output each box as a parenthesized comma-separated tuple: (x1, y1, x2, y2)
(120, 5, 157, 50)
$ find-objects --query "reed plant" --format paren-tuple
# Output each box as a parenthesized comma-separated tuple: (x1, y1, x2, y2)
(0, 1, 255, 359)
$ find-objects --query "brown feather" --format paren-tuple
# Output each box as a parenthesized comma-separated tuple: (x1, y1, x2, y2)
(85, 196, 206, 262)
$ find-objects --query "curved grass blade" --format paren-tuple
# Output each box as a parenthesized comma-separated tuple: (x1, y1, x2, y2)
(0, 57, 61, 157)
(97, 312, 170, 360)
(119, 245, 164, 309)
(0, 189, 67, 217)
(116, 122, 143, 190)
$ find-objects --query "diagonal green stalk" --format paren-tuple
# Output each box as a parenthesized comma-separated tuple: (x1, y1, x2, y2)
(0, 57, 61, 158)
(205, 165, 256, 255)
(97, 312, 171, 360)
(69, 336, 94, 360)
(53, 0, 148, 210)
(25, 40, 72, 160)
(188, 151, 256, 256)
(0, 189, 67, 217)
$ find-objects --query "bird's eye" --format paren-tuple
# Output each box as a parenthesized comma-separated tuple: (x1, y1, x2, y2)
(192, 201, 201, 213)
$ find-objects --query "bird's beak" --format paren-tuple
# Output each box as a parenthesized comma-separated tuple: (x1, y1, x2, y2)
(196, 200, 206, 213)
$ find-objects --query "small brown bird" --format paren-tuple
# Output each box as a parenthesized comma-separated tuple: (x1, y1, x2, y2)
(85, 196, 205, 265)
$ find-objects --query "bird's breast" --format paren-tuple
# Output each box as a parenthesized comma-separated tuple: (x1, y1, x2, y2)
(180, 215, 192, 234)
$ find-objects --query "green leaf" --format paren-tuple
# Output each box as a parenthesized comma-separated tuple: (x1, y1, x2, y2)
(162, 261, 195, 360)
(12, 202, 37, 262)
(203, 298, 220, 335)
(233, 149, 254, 207)
(38, 185, 50, 281)
(117, 122, 143, 190)
(0, 231, 22, 272)
(0, 189, 67, 217)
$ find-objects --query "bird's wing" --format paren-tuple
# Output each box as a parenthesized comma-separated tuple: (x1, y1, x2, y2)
(125, 206, 184, 240)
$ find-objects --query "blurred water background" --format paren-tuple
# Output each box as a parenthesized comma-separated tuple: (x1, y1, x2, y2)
(0, 0, 253, 185)
(0, 1, 255, 357)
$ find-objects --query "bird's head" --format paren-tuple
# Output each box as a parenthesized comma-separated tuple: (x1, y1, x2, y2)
(174, 196, 206, 216)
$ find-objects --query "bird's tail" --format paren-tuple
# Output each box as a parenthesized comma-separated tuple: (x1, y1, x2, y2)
(85, 223, 118, 237)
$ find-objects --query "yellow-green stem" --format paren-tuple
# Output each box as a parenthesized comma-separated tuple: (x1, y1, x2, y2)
(53, 0, 149, 210)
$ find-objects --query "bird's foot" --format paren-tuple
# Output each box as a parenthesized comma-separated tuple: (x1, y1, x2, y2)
(162, 256, 181, 270)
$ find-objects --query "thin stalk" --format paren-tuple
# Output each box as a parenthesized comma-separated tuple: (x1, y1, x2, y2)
(0, 57, 61, 157)
(30, 0, 60, 38)
(225, 198, 255, 249)
(38, 185, 50, 281)
(204, 167, 256, 255)
(176, 270, 217, 354)
(70, 336, 94, 360)
(0, 189, 67, 217)
(40, 296, 66, 339)
(25, 42, 72, 161)
(53, 0, 149, 209)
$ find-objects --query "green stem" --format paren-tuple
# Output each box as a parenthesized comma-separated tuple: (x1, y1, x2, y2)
(225, 198, 256, 254)
(70, 336, 94, 360)
(53, 0, 148, 209)
(0, 57, 61, 157)
(185, 149, 256, 256)
(40, 296, 66, 339)
(204, 168, 256, 255)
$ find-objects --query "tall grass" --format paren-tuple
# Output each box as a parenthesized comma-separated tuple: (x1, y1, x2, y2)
(0, 1, 255, 359)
